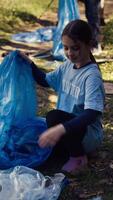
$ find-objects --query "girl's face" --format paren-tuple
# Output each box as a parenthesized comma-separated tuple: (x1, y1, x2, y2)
(62, 35, 91, 67)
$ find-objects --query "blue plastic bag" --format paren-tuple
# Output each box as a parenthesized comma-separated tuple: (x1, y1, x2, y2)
(52, 0, 80, 60)
(0, 50, 36, 149)
(12, 26, 56, 43)
(0, 50, 52, 169)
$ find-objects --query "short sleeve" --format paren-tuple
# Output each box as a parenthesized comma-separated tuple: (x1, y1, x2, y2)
(46, 63, 66, 91)
(84, 73, 105, 112)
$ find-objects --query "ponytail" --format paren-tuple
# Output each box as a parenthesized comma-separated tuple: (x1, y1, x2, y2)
(90, 51, 100, 70)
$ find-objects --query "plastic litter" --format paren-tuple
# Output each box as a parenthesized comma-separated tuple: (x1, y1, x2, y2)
(91, 196, 103, 200)
(0, 165, 67, 200)
(12, 26, 56, 43)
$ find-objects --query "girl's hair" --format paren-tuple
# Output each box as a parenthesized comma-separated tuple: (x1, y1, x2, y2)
(62, 19, 97, 65)
(62, 19, 92, 45)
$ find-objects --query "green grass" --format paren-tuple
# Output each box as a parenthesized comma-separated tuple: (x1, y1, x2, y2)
(0, 0, 58, 34)
(100, 62, 113, 82)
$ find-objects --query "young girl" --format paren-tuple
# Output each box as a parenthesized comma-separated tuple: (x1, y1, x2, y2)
(21, 19, 105, 173)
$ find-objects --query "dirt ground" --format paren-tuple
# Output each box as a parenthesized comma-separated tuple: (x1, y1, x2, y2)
(0, 2, 113, 199)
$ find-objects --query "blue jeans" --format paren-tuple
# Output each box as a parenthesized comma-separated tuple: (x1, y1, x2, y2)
(84, 0, 100, 48)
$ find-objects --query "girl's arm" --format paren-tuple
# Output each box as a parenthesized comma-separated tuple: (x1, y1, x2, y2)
(38, 109, 100, 148)
(63, 109, 101, 134)
(31, 62, 50, 87)
(19, 51, 50, 87)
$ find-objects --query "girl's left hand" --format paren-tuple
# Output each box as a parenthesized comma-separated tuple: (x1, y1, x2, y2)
(19, 51, 33, 65)
(38, 124, 66, 148)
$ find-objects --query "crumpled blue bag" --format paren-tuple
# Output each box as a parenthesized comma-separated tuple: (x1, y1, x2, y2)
(12, 26, 56, 43)
(0, 50, 52, 169)
(12, 0, 79, 61)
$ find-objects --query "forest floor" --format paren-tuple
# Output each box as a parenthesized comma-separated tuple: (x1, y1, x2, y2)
(0, 1, 113, 199)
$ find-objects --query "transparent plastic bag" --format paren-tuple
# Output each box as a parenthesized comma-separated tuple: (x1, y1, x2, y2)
(0, 166, 66, 200)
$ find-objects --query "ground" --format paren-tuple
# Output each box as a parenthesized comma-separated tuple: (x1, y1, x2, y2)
(0, 1, 113, 199)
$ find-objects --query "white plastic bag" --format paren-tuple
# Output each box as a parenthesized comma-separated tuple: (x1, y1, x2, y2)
(0, 166, 66, 200)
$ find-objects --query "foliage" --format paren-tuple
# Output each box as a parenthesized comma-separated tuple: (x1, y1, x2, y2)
(103, 17, 113, 46)
(100, 62, 113, 82)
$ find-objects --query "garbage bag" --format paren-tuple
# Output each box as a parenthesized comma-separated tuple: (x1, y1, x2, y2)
(0, 50, 52, 169)
(0, 50, 37, 142)
(52, 0, 80, 60)
(12, 26, 56, 43)
(0, 166, 67, 200)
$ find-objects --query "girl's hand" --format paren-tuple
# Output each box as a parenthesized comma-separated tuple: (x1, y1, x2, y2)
(19, 51, 33, 65)
(38, 124, 66, 148)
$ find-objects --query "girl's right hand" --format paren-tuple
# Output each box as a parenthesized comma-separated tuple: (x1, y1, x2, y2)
(38, 124, 66, 148)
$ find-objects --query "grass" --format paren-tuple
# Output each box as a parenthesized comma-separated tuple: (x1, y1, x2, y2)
(0, 1, 113, 199)
(0, 0, 58, 34)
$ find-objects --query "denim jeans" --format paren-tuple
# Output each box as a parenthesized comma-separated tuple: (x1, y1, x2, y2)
(84, 0, 100, 48)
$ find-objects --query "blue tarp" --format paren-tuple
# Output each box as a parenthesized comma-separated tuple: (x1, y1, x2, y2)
(12, 0, 79, 60)
(0, 50, 52, 169)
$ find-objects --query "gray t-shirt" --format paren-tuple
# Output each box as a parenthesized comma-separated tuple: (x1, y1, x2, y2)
(46, 60, 105, 152)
